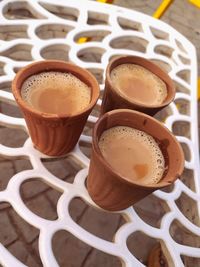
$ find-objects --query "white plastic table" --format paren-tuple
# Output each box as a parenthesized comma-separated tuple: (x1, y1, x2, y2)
(0, 0, 199, 266)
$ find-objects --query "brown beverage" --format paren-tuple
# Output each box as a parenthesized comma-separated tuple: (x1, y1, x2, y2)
(110, 64, 167, 106)
(21, 71, 91, 114)
(99, 126, 165, 184)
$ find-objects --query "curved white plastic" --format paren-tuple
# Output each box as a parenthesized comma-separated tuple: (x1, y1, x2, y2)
(0, 0, 199, 266)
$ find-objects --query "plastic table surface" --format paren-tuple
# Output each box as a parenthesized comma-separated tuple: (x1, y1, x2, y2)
(0, 0, 199, 266)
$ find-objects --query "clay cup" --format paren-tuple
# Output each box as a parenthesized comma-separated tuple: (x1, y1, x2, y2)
(87, 109, 184, 211)
(101, 55, 175, 116)
(12, 60, 100, 156)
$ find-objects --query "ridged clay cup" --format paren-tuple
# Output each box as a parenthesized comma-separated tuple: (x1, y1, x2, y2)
(12, 60, 100, 156)
(101, 55, 175, 116)
(87, 109, 184, 211)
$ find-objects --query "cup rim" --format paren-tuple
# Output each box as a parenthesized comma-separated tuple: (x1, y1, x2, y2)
(92, 109, 185, 189)
(106, 55, 175, 109)
(12, 60, 100, 120)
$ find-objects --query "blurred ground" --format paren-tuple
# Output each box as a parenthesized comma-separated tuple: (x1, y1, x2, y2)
(0, 0, 199, 267)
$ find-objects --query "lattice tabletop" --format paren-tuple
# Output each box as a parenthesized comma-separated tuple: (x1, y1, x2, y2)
(0, 0, 199, 266)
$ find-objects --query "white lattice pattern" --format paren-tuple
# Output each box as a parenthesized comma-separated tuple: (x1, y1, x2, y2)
(0, 0, 199, 266)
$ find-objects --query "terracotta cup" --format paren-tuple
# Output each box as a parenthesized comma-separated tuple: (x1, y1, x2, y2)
(87, 109, 184, 211)
(12, 60, 100, 156)
(101, 55, 175, 116)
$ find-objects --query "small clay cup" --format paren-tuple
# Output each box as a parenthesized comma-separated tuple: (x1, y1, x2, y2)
(12, 60, 100, 156)
(87, 109, 184, 211)
(101, 55, 175, 116)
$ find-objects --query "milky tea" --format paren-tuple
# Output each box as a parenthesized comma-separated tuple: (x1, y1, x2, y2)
(99, 126, 165, 184)
(21, 71, 91, 115)
(110, 64, 167, 106)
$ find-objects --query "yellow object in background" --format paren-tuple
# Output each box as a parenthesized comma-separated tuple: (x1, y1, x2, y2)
(77, 37, 91, 44)
(198, 78, 200, 100)
(189, 0, 200, 8)
(97, 0, 113, 3)
(77, 0, 113, 43)
(153, 0, 174, 19)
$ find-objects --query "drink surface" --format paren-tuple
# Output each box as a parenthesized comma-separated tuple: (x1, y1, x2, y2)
(110, 64, 167, 106)
(99, 126, 165, 184)
(21, 71, 91, 115)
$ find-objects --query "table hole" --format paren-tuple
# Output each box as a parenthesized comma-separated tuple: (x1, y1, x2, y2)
(0, 205, 41, 267)
(0, 158, 31, 191)
(0, 201, 10, 210)
(75, 30, 110, 43)
(99, 89, 104, 101)
(175, 39, 188, 54)
(180, 142, 191, 162)
(0, 102, 23, 118)
(69, 197, 125, 242)
(150, 58, 172, 73)
(108, 54, 126, 62)
(0, 82, 12, 92)
(13, 67, 22, 74)
(52, 230, 121, 267)
(0, 205, 17, 247)
(181, 255, 200, 267)
(0, 126, 28, 148)
(8, 209, 41, 266)
(172, 121, 191, 139)
(0, 25, 28, 40)
(40, 44, 69, 61)
(176, 69, 191, 84)
(127, 231, 159, 265)
(0, 44, 33, 61)
(117, 17, 143, 32)
(174, 98, 190, 115)
(39, 2, 79, 21)
(77, 47, 105, 63)
(35, 24, 74, 40)
(0, 62, 5, 76)
(170, 219, 200, 248)
(174, 81, 190, 95)
(175, 193, 200, 227)
(134, 195, 169, 229)
(154, 105, 173, 123)
(180, 168, 195, 192)
(21, 178, 62, 220)
(42, 157, 80, 184)
(178, 54, 191, 65)
(154, 45, 174, 59)
(86, 68, 103, 84)
(3, 1, 46, 20)
(79, 141, 92, 159)
(90, 103, 100, 118)
(20, 178, 50, 200)
(87, 11, 109, 25)
(150, 27, 169, 40)
(110, 36, 148, 53)
(160, 183, 174, 193)
(82, 121, 93, 138)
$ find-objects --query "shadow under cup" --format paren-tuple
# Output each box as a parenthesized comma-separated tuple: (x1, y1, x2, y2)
(12, 60, 100, 156)
(87, 109, 184, 211)
(101, 55, 175, 116)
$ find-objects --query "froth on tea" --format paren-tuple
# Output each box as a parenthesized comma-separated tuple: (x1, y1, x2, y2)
(99, 126, 165, 184)
(21, 71, 91, 115)
(110, 64, 167, 106)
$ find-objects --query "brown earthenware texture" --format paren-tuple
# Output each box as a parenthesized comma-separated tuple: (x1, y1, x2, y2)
(12, 60, 100, 156)
(101, 55, 175, 116)
(87, 109, 184, 211)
